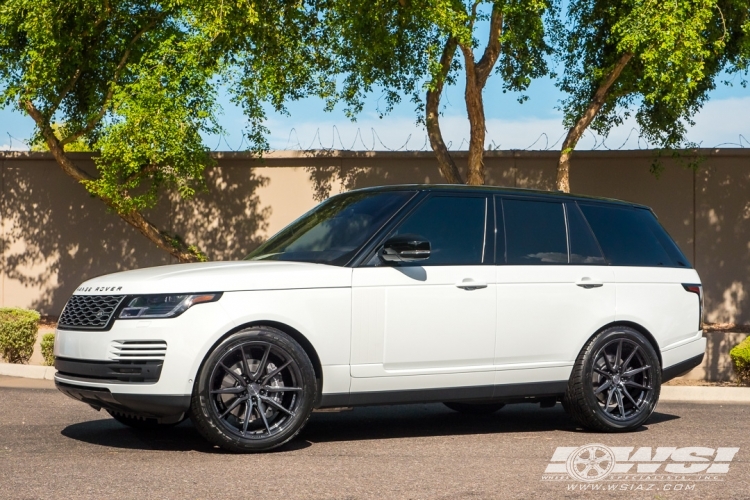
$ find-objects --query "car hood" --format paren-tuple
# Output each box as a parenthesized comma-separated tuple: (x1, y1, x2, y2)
(72, 261, 352, 296)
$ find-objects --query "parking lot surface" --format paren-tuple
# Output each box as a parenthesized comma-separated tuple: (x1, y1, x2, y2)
(0, 386, 748, 499)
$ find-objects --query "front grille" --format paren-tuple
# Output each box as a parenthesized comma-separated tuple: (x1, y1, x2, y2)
(58, 295, 125, 330)
(108, 340, 167, 361)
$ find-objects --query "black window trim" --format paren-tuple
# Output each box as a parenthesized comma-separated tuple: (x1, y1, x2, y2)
(355, 191, 494, 267)
(568, 201, 609, 266)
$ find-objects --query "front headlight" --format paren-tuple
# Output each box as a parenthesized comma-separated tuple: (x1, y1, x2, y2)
(118, 293, 222, 319)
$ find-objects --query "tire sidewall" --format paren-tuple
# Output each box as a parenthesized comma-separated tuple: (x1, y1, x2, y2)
(192, 327, 317, 452)
(581, 327, 662, 431)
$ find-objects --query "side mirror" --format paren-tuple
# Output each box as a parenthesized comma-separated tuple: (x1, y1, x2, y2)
(381, 234, 431, 263)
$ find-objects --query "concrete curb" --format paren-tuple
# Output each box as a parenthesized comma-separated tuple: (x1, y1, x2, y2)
(0, 362, 56, 380)
(660, 386, 750, 403)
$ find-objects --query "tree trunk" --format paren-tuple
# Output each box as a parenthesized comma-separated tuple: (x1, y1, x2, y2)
(23, 101, 204, 263)
(460, 46, 486, 186)
(425, 37, 464, 184)
(556, 52, 633, 192)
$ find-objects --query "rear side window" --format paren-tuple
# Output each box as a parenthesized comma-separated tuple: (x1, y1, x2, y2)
(578, 204, 690, 267)
(502, 199, 568, 264)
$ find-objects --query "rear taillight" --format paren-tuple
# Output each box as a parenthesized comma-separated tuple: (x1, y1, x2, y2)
(682, 283, 703, 329)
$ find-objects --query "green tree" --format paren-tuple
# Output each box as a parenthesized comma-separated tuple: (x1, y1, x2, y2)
(318, 0, 553, 185)
(0, 0, 331, 261)
(554, 0, 749, 192)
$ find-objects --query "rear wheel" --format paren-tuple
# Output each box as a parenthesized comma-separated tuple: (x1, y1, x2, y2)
(189, 326, 317, 452)
(563, 326, 661, 432)
(443, 401, 506, 415)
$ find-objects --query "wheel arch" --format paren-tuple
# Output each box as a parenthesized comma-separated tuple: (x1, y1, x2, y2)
(588, 321, 663, 367)
(196, 320, 324, 405)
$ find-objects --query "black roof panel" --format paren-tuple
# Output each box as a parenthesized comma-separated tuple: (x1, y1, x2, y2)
(344, 184, 649, 209)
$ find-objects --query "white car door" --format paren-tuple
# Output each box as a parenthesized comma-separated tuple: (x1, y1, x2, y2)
(350, 194, 497, 393)
(494, 198, 616, 385)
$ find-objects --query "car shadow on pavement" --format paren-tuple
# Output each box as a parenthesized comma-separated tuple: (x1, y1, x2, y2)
(60, 403, 679, 453)
(298, 403, 680, 445)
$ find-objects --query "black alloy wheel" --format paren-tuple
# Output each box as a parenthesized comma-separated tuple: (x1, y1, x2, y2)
(190, 326, 316, 452)
(563, 326, 661, 432)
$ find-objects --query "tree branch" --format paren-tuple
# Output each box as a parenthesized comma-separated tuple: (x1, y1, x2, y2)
(50, 13, 113, 117)
(23, 100, 94, 182)
(556, 52, 633, 192)
(24, 99, 202, 262)
(49, 67, 83, 117)
(426, 37, 464, 184)
(60, 14, 162, 146)
(475, 4, 502, 89)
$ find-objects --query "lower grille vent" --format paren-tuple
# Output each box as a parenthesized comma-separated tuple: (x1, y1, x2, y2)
(55, 358, 163, 383)
(109, 340, 167, 361)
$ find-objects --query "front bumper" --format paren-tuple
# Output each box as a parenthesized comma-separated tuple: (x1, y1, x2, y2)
(56, 380, 190, 418)
(53, 300, 234, 416)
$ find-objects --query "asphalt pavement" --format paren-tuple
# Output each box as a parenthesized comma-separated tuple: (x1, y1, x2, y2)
(0, 385, 749, 500)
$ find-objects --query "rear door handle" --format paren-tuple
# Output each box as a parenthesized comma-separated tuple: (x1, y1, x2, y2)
(576, 277, 603, 289)
(456, 278, 488, 290)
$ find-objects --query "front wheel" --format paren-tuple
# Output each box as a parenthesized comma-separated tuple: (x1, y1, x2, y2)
(189, 326, 317, 452)
(563, 326, 661, 432)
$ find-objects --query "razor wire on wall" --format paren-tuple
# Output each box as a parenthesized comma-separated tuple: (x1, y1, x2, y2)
(209, 126, 750, 153)
(5, 128, 750, 153)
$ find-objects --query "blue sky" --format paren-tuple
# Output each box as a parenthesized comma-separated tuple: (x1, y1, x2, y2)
(2, 67, 748, 152)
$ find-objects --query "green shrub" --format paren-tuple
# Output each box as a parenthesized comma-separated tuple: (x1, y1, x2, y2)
(40, 333, 55, 366)
(729, 337, 750, 386)
(0, 308, 40, 364)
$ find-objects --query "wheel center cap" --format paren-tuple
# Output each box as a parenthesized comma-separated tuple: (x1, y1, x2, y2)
(248, 383, 261, 396)
(613, 374, 621, 385)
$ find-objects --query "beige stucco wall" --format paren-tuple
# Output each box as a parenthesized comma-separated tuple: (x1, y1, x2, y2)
(2, 149, 749, 379)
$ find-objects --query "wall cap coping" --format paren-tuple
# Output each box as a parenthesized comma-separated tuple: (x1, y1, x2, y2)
(2, 148, 750, 163)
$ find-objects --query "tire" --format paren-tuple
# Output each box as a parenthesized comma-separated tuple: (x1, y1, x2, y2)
(563, 326, 661, 432)
(107, 410, 182, 430)
(189, 326, 317, 452)
(443, 401, 506, 415)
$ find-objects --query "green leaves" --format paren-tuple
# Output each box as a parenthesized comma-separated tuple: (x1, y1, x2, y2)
(85, 30, 220, 214)
(555, 0, 748, 151)
(0, 0, 343, 260)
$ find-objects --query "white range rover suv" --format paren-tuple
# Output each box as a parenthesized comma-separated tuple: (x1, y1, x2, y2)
(55, 185, 705, 452)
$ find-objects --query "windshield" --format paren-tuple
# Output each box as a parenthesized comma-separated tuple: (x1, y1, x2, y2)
(246, 190, 415, 265)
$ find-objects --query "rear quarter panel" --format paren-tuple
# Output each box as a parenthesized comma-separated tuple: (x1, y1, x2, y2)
(614, 267, 702, 351)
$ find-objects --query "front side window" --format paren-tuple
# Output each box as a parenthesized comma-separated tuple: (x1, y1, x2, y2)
(502, 199, 568, 265)
(246, 190, 415, 265)
(387, 195, 487, 266)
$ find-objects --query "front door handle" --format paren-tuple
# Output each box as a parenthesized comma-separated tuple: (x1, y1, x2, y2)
(576, 277, 603, 289)
(456, 278, 487, 290)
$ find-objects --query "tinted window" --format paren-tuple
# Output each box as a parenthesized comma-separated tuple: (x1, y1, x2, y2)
(639, 209, 691, 267)
(503, 199, 568, 265)
(579, 203, 687, 267)
(567, 203, 606, 265)
(246, 191, 414, 265)
(390, 195, 487, 265)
